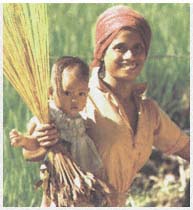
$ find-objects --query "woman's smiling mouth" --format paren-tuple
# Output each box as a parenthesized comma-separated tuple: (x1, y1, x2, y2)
(121, 62, 138, 71)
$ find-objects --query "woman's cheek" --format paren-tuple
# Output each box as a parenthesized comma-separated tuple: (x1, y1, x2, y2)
(105, 54, 120, 70)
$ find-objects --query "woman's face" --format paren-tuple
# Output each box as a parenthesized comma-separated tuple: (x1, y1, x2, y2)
(103, 29, 146, 81)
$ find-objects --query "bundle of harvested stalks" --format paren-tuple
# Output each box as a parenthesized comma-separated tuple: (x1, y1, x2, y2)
(41, 142, 114, 207)
(4, 4, 114, 206)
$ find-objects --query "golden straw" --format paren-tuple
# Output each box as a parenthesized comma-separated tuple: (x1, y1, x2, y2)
(3, 3, 50, 123)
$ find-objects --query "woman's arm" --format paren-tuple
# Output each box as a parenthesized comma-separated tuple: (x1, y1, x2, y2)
(152, 100, 190, 162)
(174, 141, 190, 162)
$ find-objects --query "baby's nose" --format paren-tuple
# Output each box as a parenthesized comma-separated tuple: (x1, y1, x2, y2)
(71, 98, 77, 103)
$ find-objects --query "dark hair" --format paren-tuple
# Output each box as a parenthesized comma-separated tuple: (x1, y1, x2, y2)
(51, 56, 89, 92)
(54, 56, 89, 77)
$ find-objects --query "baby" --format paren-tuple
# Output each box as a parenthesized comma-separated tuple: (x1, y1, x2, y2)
(9, 56, 102, 174)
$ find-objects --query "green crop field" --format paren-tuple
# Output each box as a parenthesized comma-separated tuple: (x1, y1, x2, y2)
(3, 3, 190, 207)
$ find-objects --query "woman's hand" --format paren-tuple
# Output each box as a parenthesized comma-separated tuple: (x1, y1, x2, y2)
(32, 123, 59, 147)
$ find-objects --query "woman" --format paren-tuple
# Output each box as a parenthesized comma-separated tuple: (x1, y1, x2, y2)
(26, 5, 189, 206)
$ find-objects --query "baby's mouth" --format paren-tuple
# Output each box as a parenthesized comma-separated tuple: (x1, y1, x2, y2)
(71, 106, 78, 110)
(70, 107, 79, 117)
(71, 105, 80, 113)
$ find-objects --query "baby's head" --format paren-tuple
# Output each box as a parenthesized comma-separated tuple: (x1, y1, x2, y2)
(50, 56, 89, 117)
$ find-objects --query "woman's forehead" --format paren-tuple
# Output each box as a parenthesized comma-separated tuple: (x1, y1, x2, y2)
(111, 29, 143, 45)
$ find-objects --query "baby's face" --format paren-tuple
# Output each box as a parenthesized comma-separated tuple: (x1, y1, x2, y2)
(52, 68, 89, 117)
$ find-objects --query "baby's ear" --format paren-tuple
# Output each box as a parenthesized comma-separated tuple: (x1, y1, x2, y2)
(49, 86, 53, 97)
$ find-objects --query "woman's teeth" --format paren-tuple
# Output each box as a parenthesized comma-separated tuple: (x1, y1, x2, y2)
(122, 63, 137, 69)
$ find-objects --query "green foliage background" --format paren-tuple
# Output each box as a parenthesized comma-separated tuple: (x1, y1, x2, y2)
(3, 3, 190, 207)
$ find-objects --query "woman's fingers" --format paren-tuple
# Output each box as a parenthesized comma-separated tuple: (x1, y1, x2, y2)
(38, 131, 59, 143)
(32, 123, 59, 147)
(36, 123, 56, 132)
(39, 138, 59, 147)
(37, 128, 59, 147)
(34, 127, 58, 139)
(32, 123, 57, 137)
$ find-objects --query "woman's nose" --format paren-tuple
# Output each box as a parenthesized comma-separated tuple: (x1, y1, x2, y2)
(122, 49, 134, 60)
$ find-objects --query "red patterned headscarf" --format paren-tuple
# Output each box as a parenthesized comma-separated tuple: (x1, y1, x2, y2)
(91, 5, 152, 67)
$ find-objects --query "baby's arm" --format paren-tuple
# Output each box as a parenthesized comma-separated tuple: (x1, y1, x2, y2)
(22, 119, 59, 162)
(9, 129, 39, 151)
(22, 119, 47, 161)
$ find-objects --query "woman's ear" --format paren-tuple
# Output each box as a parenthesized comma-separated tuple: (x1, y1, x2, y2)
(102, 50, 106, 60)
(101, 54, 104, 62)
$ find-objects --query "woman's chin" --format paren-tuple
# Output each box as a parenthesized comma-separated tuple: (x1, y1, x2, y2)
(116, 72, 140, 81)
(120, 68, 141, 80)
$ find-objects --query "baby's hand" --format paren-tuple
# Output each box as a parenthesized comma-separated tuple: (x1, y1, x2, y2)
(9, 129, 24, 147)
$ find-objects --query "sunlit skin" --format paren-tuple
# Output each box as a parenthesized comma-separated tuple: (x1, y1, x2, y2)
(103, 29, 146, 84)
(51, 67, 89, 118)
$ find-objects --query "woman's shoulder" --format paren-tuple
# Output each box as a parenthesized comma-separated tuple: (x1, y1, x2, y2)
(132, 82, 159, 112)
(142, 97, 158, 107)
(141, 97, 161, 117)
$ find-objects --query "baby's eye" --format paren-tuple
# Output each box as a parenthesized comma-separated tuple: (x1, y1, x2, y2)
(63, 91, 71, 96)
(79, 92, 86, 97)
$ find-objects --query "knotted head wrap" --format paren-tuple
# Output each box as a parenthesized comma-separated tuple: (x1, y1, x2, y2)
(91, 5, 152, 67)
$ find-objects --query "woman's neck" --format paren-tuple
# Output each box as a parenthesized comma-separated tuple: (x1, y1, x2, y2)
(103, 74, 134, 102)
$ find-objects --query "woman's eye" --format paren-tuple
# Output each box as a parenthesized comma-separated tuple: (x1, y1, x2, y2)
(133, 44, 144, 54)
(114, 44, 127, 52)
(63, 91, 71, 96)
(79, 92, 86, 97)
